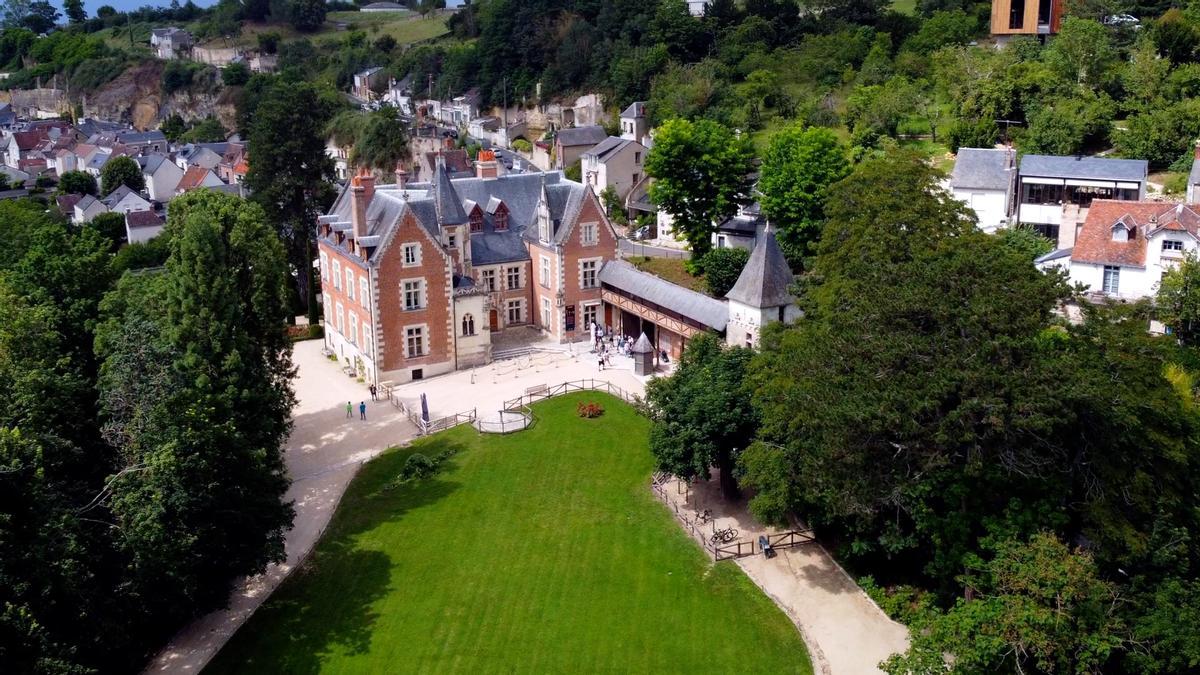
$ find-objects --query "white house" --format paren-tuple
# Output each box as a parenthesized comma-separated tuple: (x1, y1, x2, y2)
(325, 138, 351, 182)
(1016, 154, 1148, 249)
(101, 185, 152, 215)
(72, 195, 108, 224)
(686, 0, 710, 16)
(151, 28, 194, 60)
(713, 202, 765, 251)
(619, 101, 650, 146)
(124, 209, 166, 244)
(580, 136, 646, 210)
(138, 154, 184, 203)
(1037, 200, 1200, 301)
(949, 147, 1015, 233)
(353, 67, 386, 101)
(82, 148, 111, 178)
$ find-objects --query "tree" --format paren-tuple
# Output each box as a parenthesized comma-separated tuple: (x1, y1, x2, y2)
(221, 61, 250, 86)
(1022, 91, 1115, 156)
(883, 533, 1125, 675)
(99, 189, 295, 636)
(87, 211, 126, 253)
(57, 169, 97, 196)
(845, 76, 920, 147)
(289, 0, 326, 32)
(257, 30, 280, 54)
(96, 4, 115, 18)
(100, 155, 144, 196)
(62, 0, 84, 23)
(245, 77, 336, 323)
(701, 246, 750, 297)
(180, 116, 227, 143)
(1152, 8, 1200, 65)
(1156, 252, 1200, 347)
(996, 225, 1054, 260)
(1044, 17, 1117, 88)
(159, 113, 187, 142)
(644, 333, 757, 497)
(645, 118, 753, 266)
(243, 0, 270, 21)
(20, 0, 55, 32)
(757, 124, 849, 265)
(902, 9, 978, 55)
(350, 109, 410, 173)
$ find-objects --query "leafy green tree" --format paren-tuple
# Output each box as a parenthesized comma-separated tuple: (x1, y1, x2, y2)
(645, 118, 753, 265)
(883, 533, 1125, 675)
(647, 60, 730, 125)
(1044, 17, 1117, 88)
(1022, 91, 1115, 156)
(1152, 8, 1200, 65)
(350, 110, 410, 173)
(902, 10, 978, 55)
(159, 113, 187, 142)
(996, 225, 1055, 260)
(650, 0, 709, 61)
(221, 61, 250, 86)
(257, 30, 280, 54)
(62, 0, 84, 23)
(1115, 98, 1200, 168)
(99, 155, 144, 196)
(245, 77, 336, 323)
(95, 4, 114, 17)
(845, 76, 919, 147)
(644, 333, 757, 497)
(1156, 252, 1200, 347)
(757, 124, 849, 265)
(180, 116, 227, 143)
(288, 0, 326, 32)
(57, 169, 96, 196)
(701, 246, 750, 297)
(21, 0, 57, 33)
(87, 211, 126, 253)
(99, 189, 296, 631)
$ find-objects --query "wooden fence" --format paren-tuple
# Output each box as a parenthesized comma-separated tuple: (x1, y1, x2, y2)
(391, 394, 477, 437)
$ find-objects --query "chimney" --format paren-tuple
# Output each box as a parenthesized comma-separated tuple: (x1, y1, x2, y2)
(394, 163, 407, 188)
(350, 167, 373, 240)
(476, 149, 499, 179)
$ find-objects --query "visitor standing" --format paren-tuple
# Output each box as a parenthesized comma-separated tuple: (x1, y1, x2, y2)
(369, 383, 377, 401)
(359, 401, 367, 421)
(346, 401, 352, 419)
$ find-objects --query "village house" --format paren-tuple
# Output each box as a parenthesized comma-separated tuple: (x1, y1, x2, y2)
(151, 28, 194, 60)
(353, 67, 387, 101)
(990, 0, 1063, 41)
(554, 125, 607, 170)
(138, 154, 185, 202)
(175, 143, 227, 171)
(176, 165, 224, 195)
(948, 147, 1016, 233)
(72, 195, 107, 224)
(1037, 200, 1200, 302)
(315, 153, 618, 385)
(102, 185, 153, 215)
(1015, 154, 1147, 248)
(580, 136, 646, 214)
(713, 202, 766, 251)
(125, 209, 166, 244)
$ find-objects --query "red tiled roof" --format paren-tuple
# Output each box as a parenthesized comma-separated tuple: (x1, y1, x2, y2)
(56, 193, 81, 215)
(1073, 200, 1200, 268)
(11, 131, 44, 151)
(177, 165, 212, 191)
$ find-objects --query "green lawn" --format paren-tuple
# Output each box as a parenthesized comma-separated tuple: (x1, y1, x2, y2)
(630, 255, 707, 294)
(207, 393, 810, 674)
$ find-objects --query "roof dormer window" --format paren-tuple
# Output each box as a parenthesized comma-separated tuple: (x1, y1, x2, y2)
(495, 209, 508, 231)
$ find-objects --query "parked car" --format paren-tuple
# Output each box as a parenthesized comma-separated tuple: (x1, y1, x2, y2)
(1104, 14, 1140, 27)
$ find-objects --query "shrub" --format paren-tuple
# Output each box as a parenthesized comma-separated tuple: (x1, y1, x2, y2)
(307, 324, 324, 339)
(701, 247, 751, 297)
(577, 401, 604, 418)
(511, 138, 532, 153)
(401, 453, 437, 481)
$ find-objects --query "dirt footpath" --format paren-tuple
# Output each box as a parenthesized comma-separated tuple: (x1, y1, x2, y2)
(143, 340, 416, 674)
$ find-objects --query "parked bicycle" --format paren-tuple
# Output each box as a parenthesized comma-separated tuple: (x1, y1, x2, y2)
(709, 527, 738, 544)
(693, 508, 712, 524)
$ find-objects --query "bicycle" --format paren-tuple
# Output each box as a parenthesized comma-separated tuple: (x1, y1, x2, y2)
(693, 508, 712, 524)
(709, 527, 738, 544)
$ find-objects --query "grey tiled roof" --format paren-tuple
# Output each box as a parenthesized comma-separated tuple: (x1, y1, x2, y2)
(621, 101, 645, 119)
(432, 161, 468, 225)
(581, 136, 631, 162)
(950, 148, 1012, 191)
(599, 260, 728, 331)
(1189, 157, 1200, 188)
(1019, 154, 1148, 182)
(725, 229, 795, 308)
(556, 125, 607, 148)
(1034, 247, 1072, 264)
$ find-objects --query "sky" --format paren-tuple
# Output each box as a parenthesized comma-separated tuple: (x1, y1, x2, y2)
(55, 0, 218, 18)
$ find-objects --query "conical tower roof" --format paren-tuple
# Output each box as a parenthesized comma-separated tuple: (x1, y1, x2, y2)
(631, 332, 654, 353)
(433, 155, 467, 225)
(725, 228, 794, 308)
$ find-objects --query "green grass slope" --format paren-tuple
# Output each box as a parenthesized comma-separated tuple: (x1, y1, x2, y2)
(207, 392, 810, 674)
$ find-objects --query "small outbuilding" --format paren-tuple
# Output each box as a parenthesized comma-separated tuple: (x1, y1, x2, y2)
(631, 332, 654, 376)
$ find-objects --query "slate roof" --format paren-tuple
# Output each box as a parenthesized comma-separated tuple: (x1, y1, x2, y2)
(1035, 247, 1073, 264)
(75, 194, 100, 212)
(631, 332, 654, 353)
(621, 102, 645, 119)
(599, 260, 728, 331)
(950, 148, 1013, 191)
(116, 130, 166, 145)
(56, 193, 81, 215)
(85, 150, 111, 171)
(101, 185, 144, 208)
(726, 229, 795, 308)
(320, 170, 586, 266)
(556, 125, 607, 148)
(1072, 200, 1200, 268)
(138, 153, 168, 174)
(432, 161, 468, 225)
(1019, 154, 1148, 182)
(581, 136, 633, 162)
(1190, 155, 1200, 189)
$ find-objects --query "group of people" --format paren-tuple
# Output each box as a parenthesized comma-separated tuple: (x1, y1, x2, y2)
(593, 323, 638, 371)
(345, 384, 380, 422)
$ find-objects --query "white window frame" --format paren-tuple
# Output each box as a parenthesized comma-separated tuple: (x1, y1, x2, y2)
(506, 265, 521, 290)
(404, 324, 427, 358)
(362, 322, 373, 355)
(320, 252, 329, 281)
(402, 242, 421, 267)
(360, 277, 369, 308)
(348, 312, 358, 345)
(401, 279, 424, 311)
(332, 260, 342, 290)
(580, 222, 598, 246)
(541, 296, 552, 328)
(1103, 265, 1120, 295)
(1163, 239, 1185, 251)
(335, 301, 344, 334)
(345, 268, 355, 301)
(582, 301, 599, 329)
(579, 257, 601, 290)
(539, 256, 551, 287)
(506, 299, 523, 324)
(481, 268, 496, 292)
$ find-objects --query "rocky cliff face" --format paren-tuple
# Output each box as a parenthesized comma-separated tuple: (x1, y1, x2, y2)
(81, 62, 235, 132)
